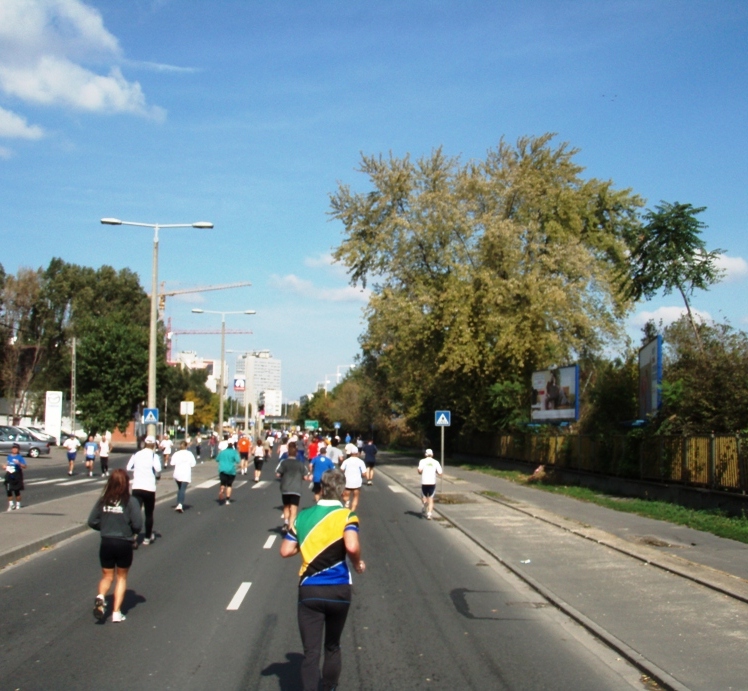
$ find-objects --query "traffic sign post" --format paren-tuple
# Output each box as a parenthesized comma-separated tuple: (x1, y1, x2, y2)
(180, 401, 194, 441)
(143, 408, 159, 426)
(435, 411, 451, 494)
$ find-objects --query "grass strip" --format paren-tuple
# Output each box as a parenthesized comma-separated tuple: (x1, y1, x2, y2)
(461, 464, 748, 545)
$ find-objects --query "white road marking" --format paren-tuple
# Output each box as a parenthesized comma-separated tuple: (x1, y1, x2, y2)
(234, 481, 247, 489)
(387, 485, 405, 493)
(263, 536, 276, 549)
(252, 481, 270, 489)
(226, 582, 252, 610)
(195, 479, 221, 489)
(27, 478, 58, 485)
(59, 478, 97, 486)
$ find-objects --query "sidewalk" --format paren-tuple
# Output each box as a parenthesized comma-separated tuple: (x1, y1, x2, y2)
(0, 460, 221, 571)
(380, 454, 748, 691)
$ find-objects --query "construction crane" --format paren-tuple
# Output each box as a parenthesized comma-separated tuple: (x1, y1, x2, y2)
(155, 281, 253, 318)
(166, 326, 254, 364)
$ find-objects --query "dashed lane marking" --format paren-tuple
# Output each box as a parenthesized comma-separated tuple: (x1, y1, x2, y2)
(387, 485, 406, 493)
(195, 479, 221, 489)
(263, 536, 276, 549)
(252, 481, 270, 489)
(27, 478, 58, 485)
(234, 481, 247, 489)
(227, 582, 252, 610)
(59, 478, 98, 486)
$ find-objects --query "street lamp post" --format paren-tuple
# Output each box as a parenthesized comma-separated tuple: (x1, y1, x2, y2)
(101, 218, 213, 438)
(192, 309, 256, 437)
(336, 364, 355, 383)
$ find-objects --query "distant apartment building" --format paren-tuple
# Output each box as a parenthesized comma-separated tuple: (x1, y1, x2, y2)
(175, 350, 224, 394)
(235, 351, 282, 410)
(260, 389, 283, 416)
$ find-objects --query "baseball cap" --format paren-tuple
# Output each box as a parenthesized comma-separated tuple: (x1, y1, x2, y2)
(218, 440, 229, 451)
(425, 449, 433, 456)
(144, 435, 157, 444)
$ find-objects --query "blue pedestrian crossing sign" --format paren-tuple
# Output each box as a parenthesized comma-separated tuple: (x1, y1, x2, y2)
(143, 408, 159, 424)
(435, 410, 451, 427)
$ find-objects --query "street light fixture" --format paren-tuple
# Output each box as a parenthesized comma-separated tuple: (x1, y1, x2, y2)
(101, 217, 213, 438)
(192, 308, 256, 437)
(227, 349, 271, 439)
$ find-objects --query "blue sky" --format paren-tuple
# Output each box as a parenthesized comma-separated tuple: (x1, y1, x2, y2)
(1, 0, 747, 400)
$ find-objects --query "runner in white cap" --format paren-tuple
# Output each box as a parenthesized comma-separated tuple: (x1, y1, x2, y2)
(417, 449, 442, 520)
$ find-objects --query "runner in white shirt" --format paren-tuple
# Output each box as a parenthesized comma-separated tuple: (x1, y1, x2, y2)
(159, 435, 173, 467)
(63, 436, 80, 476)
(127, 436, 162, 545)
(170, 440, 197, 513)
(344, 441, 358, 458)
(326, 439, 344, 467)
(340, 453, 367, 511)
(417, 449, 443, 520)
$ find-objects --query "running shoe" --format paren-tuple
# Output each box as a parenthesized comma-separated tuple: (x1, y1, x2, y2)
(142, 537, 151, 545)
(6, 504, 12, 512)
(225, 499, 231, 505)
(426, 512, 432, 520)
(175, 504, 183, 513)
(111, 611, 126, 623)
(93, 595, 106, 620)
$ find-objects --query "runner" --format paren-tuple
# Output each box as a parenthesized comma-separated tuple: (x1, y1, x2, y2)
(238, 434, 251, 475)
(216, 440, 240, 505)
(308, 443, 334, 501)
(4, 443, 26, 511)
(280, 469, 365, 691)
(417, 448, 443, 520)
(307, 436, 319, 463)
(208, 433, 217, 459)
(170, 440, 197, 512)
(276, 440, 307, 533)
(340, 450, 366, 511)
(126, 435, 161, 545)
(326, 438, 344, 467)
(88, 469, 142, 623)
(195, 432, 202, 461)
(356, 436, 364, 455)
(63, 434, 80, 475)
(99, 432, 111, 477)
(83, 433, 98, 478)
(362, 438, 378, 485)
(253, 438, 265, 483)
(159, 434, 173, 468)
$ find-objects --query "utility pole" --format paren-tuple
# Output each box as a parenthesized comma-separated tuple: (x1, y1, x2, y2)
(70, 337, 77, 436)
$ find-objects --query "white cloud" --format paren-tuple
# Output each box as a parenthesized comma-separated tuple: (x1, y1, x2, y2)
(0, 146, 12, 159)
(303, 252, 349, 278)
(270, 274, 370, 303)
(0, 106, 43, 139)
(629, 305, 712, 329)
(0, 0, 163, 119)
(716, 254, 748, 283)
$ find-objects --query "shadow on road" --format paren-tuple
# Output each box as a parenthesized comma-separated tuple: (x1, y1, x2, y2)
(260, 652, 304, 690)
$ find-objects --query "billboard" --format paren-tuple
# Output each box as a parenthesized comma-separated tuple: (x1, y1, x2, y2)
(531, 365, 579, 422)
(233, 376, 246, 392)
(638, 336, 662, 418)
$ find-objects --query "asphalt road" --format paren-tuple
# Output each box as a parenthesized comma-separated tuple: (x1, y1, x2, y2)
(12, 447, 209, 505)
(0, 463, 644, 690)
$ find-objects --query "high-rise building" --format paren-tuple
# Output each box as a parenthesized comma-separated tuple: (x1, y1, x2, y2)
(235, 351, 281, 409)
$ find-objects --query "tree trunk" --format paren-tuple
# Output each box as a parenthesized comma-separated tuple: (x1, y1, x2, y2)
(678, 283, 705, 354)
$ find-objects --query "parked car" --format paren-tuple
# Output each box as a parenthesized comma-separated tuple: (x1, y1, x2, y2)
(0, 426, 51, 457)
(19, 426, 57, 444)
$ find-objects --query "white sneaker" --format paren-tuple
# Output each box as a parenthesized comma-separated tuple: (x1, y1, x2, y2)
(111, 611, 126, 623)
(426, 512, 432, 520)
(6, 504, 12, 512)
(14, 502, 20, 510)
(175, 504, 183, 513)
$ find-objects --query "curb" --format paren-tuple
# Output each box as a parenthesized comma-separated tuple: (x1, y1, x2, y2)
(380, 465, 691, 691)
(0, 478, 186, 572)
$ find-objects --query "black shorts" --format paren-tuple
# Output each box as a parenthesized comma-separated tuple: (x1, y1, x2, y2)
(282, 493, 300, 506)
(365, 459, 376, 468)
(312, 481, 322, 494)
(99, 537, 134, 569)
(254, 459, 264, 471)
(219, 472, 236, 487)
(240, 451, 249, 460)
(421, 484, 436, 497)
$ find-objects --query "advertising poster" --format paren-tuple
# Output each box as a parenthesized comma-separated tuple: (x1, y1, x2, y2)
(233, 376, 246, 392)
(638, 336, 663, 418)
(531, 365, 579, 422)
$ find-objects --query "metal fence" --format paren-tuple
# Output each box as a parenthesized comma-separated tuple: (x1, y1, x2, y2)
(460, 433, 748, 493)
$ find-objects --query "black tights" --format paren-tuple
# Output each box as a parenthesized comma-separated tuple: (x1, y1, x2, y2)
(297, 585, 351, 691)
(132, 489, 155, 537)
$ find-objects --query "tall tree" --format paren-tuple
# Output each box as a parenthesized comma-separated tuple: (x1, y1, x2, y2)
(330, 134, 643, 434)
(626, 202, 723, 352)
